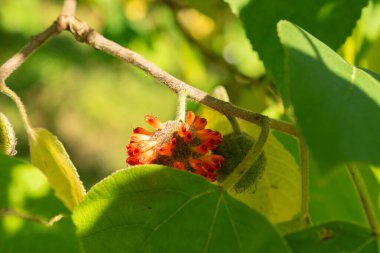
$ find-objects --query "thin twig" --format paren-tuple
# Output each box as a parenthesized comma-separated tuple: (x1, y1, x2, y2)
(221, 117, 269, 191)
(61, 0, 77, 16)
(0, 208, 64, 227)
(0, 0, 77, 82)
(0, 83, 35, 139)
(227, 116, 241, 134)
(176, 90, 187, 121)
(0, 15, 298, 138)
(347, 164, 380, 236)
(0, 23, 61, 82)
(61, 17, 299, 137)
(299, 139, 309, 220)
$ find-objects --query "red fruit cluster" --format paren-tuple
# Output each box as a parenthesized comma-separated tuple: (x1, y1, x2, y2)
(126, 111, 224, 181)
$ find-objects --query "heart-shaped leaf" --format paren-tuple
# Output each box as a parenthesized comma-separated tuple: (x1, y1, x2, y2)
(0, 154, 80, 253)
(29, 128, 86, 210)
(73, 165, 292, 253)
(277, 20, 380, 170)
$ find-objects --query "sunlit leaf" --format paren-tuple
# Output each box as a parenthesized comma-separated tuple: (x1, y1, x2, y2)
(29, 128, 86, 211)
(198, 106, 301, 223)
(0, 154, 80, 253)
(285, 221, 378, 253)
(73, 165, 292, 253)
(226, 0, 367, 105)
(277, 20, 380, 170)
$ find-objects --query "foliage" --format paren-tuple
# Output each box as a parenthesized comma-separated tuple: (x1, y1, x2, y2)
(1, 0, 380, 252)
(73, 165, 292, 253)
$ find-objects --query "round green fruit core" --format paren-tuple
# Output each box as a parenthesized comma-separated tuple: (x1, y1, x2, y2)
(215, 132, 265, 193)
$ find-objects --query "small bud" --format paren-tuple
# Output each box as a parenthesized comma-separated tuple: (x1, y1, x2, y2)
(0, 112, 17, 156)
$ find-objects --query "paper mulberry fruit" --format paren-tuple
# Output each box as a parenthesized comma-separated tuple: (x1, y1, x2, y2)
(126, 111, 224, 181)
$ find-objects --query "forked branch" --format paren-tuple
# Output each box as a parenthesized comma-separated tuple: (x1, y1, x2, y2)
(60, 16, 299, 137)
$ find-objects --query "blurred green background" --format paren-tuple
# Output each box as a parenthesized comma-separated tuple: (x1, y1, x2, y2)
(1, 0, 380, 190)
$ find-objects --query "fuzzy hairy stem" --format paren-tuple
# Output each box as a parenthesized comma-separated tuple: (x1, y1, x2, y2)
(176, 90, 187, 121)
(227, 116, 241, 134)
(0, 83, 35, 139)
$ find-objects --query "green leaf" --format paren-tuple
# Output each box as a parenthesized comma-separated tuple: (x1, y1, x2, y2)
(0, 154, 80, 253)
(198, 105, 301, 223)
(278, 20, 380, 169)
(73, 165, 292, 253)
(285, 221, 378, 253)
(227, 0, 367, 105)
(29, 128, 86, 211)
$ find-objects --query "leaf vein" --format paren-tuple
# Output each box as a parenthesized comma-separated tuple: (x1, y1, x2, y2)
(137, 189, 219, 252)
(203, 191, 223, 253)
(222, 195, 243, 253)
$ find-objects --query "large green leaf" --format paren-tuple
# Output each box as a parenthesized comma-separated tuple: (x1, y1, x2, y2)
(277, 20, 380, 169)
(226, 0, 367, 104)
(285, 221, 378, 253)
(73, 165, 292, 253)
(0, 154, 80, 253)
(29, 128, 86, 211)
(198, 106, 301, 223)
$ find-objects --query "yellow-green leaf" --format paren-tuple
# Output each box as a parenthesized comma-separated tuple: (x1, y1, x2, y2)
(198, 106, 301, 223)
(236, 122, 301, 223)
(29, 128, 85, 211)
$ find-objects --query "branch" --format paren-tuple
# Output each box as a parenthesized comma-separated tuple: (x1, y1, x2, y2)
(0, 23, 62, 82)
(0, 208, 63, 227)
(61, 17, 299, 137)
(0, 0, 76, 82)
